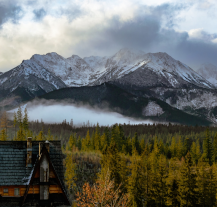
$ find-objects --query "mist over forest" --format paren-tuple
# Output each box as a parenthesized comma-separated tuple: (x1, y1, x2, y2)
(9, 101, 153, 126)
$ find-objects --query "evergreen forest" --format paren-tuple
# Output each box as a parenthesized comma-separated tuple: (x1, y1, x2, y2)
(2, 108, 217, 206)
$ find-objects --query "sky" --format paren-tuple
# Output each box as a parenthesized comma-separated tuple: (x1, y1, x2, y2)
(0, 0, 217, 72)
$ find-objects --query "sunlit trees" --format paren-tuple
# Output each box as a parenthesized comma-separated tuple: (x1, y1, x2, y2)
(76, 172, 129, 207)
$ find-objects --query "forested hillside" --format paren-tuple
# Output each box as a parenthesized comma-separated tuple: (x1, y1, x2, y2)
(1, 109, 217, 206)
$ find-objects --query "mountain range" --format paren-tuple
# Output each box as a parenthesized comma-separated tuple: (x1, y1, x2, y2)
(1, 48, 217, 125)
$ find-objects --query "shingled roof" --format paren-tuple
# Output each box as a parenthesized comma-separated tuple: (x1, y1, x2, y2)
(0, 140, 70, 206)
(0, 141, 64, 186)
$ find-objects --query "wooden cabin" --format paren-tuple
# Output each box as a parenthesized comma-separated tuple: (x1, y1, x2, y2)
(0, 138, 70, 206)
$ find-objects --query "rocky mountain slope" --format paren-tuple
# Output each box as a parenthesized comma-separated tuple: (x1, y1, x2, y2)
(197, 63, 217, 87)
(1, 48, 217, 124)
(37, 82, 211, 126)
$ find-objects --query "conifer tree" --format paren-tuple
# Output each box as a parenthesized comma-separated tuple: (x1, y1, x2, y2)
(132, 132, 140, 154)
(85, 130, 91, 150)
(100, 143, 122, 189)
(170, 137, 177, 158)
(203, 128, 213, 165)
(197, 159, 216, 207)
(23, 108, 29, 131)
(100, 133, 108, 152)
(0, 111, 9, 135)
(17, 106, 23, 128)
(178, 152, 198, 207)
(36, 131, 44, 141)
(177, 137, 183, 159)
(166, 158, 180, 207)
(213, 133, 217, 163)
(150, 154, 168, 207)
(47, 128, 53, 140)
(68, 134, 76, 150)
(190, 141, 197, 164)
(16, 128, 25, 141)
(0, 129, 7, 141)
(65, 153, 77, 193)
(128, 154, 144, 207)
(94, 124, 101, 150)
(77, 136, 82, 150)
(13, 112, 17, 139)
(141, 151, 152, 206)
(183, 138, 191, 156)
(140, 138, 146, 154)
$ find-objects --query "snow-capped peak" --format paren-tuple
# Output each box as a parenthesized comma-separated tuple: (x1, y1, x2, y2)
(197, 63, 217, 87)
(110, 48, 146, 65)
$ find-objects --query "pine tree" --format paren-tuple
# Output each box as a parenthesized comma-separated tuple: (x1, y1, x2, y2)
(150, 154, 168, 207)
(178, 152, 198, 207)
(85, 130, 91, 150)
(23, 108, 29, 131)
(64, 153, 77, 193)
(166, 158, 180, 207)
(47, 128, 53, 140)
(100, 133, 108, 152)
(94, 124, 101, 150)
(17, 106, 23, 128)
(13, 112, 17, 140)
(100, 143, 122, 189)
(141, 152, 152, 206)
(170, 137, 177, 158)
(16, 128, 25, 141)
(183, 138, 191, 156)
(68, 134, 76, 150)
(0, 111, 9, 137)
(36, 131, 44, 141)
(197, 159, 216, 207)
(128, 154, 144, 207)
(77, 136, 82, 150)
(190, 141, 197, 164)
(213, 133, 217, 163)
(177, 137, 183, 159)
(203, 128, 213, 165)
(132, 132, 140, 155)
(0, 129, 7, 141)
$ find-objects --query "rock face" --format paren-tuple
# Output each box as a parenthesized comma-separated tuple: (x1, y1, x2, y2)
(197, 63, 217, 87)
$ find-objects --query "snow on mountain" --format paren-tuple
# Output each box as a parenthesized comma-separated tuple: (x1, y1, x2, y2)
(142, 52, 214, 89)
(0, 72, 3, 76)
(90, 48, 147, 85)
(30, 52, 96, 87)
(0, 58, 67, 95)
(197, 63, 217, 87)
(93, 50, 214, 89)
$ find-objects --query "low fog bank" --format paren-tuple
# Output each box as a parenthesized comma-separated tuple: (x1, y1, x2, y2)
(9, 100, 153, 126)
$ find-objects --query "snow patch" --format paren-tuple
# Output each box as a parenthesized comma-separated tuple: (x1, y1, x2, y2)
(142, 102, 164, 116)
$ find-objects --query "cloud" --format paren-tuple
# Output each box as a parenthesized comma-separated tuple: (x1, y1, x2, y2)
(9, 101, 153, 126)
(33, 8, 46, 21)
(0, 0, 23, 26)
(0, 0, 217, 72)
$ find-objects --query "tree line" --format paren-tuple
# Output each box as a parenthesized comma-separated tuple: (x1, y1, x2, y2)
(64, 124, 217, 207)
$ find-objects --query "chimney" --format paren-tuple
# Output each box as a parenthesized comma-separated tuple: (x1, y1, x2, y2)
(26, 137, 32, 167)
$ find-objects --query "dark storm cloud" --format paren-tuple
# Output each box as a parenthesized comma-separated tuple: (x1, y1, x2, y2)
(0, 1, 23, 26)
(72, 3, 217, 69)
(72, 3, 189, 56)
(33, 8, 46, 21)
